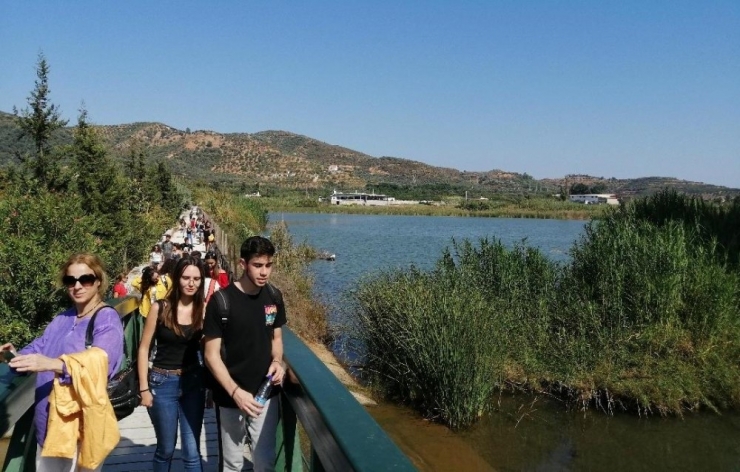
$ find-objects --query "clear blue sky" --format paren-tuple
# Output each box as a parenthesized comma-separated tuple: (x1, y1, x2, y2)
(2, 1, 738, 187)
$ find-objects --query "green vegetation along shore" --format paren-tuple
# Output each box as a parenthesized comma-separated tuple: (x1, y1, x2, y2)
(352, 190, 740, 429)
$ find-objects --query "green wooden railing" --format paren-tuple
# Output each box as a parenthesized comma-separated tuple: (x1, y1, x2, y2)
(1, 298, 416, 471)
(278, 327, 416, 471)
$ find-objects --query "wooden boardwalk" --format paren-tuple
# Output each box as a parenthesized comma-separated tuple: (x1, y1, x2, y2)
(103, 405, 254, 471)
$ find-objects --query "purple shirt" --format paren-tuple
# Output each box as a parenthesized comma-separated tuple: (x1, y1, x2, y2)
(19, 306, 124, 446)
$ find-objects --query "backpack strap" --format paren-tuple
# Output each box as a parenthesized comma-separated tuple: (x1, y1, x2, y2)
(266, 283, 284, 307)
(84, 305, 114, 349)
(214, 290, 230, 327)
(213, 290, 230, 361)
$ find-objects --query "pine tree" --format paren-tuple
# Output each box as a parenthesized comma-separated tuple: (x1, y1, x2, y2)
(13, 53, 68, 188)
(70, 106, 121, 215)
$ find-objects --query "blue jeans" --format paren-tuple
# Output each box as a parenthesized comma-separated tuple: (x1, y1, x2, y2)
(147, 367, 206, 472)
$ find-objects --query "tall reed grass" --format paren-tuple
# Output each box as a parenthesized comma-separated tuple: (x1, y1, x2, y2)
(352, 190, 740, 428)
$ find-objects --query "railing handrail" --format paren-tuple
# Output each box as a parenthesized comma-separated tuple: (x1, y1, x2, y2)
(282, 327, 417, 471)
(0, 368, 36, 439)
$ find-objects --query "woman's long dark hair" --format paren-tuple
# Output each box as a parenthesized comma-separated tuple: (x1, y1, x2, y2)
(160, 255, 205, 337)
(140, 266, 158, 296)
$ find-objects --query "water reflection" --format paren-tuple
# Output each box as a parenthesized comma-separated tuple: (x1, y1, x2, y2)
(463, 394, 740, 471)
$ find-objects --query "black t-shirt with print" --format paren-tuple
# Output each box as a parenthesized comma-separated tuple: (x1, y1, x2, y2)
(203, 283, 286, 407)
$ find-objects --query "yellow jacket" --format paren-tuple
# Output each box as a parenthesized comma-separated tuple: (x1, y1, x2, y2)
(42, 347, 120, 469)
(131, 274, 171, 317)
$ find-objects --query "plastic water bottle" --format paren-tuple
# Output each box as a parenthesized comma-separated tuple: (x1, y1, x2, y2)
(254, 375, 273, 405)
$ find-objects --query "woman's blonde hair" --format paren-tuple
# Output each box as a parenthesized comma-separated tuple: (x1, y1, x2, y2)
(59, 253, 109, 297)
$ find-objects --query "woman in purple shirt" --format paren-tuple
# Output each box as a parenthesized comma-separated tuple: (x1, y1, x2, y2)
(1, 253, 124, 472)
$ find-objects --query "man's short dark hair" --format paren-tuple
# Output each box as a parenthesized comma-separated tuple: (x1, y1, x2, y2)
(240, 236, 275, 261)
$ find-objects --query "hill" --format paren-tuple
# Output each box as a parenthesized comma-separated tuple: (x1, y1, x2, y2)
(1, 110, 737, 199)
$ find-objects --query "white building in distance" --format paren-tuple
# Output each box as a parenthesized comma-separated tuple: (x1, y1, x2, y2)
(569, 194, 620, 205)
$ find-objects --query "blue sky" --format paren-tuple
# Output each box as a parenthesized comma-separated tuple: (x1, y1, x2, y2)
(2, 1, 738, 187)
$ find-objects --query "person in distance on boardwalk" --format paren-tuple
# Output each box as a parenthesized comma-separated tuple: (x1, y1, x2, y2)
(112, 273, 129, 298)
(150, 244, 163, 269)
(204, 236, 286, 472)
(1, 253, 124, 471)
(161, 232, 174, 261)
(132, 266, 163, 317)
(172, 243, 184, 261)
(137, 255, 207, 472)
(204, 251, 230, 290)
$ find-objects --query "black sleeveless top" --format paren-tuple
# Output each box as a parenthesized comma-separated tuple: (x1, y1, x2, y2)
(152, 322, 202, 370)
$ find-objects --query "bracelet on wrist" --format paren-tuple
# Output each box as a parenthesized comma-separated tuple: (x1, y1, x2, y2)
(231, 386, 239, 398)
(139, 388, 150, 393)
(271, 359, 282, 364)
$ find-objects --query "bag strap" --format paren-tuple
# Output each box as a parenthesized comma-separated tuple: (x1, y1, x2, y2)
(266, 283, 284, 307)
(214, 290, 230, 361)
(84, 305, 114, 349)
(214, 290, 229, 327)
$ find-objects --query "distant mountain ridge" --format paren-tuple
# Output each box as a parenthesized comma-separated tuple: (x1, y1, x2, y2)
(0, 110, 736, 198)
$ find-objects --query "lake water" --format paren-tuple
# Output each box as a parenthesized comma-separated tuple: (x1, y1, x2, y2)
(274, 212, 740, 471)
(274, 213, 585, 326)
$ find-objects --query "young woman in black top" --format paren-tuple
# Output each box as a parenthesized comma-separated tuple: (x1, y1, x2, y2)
(137, 255, 206, 472)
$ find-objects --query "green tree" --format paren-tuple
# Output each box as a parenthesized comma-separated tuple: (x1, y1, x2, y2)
(590, 183, 607, 194)
(126, 146, 149, 212)
(0, 188, 102, 345)
(65, 107, 135, 272)
(69, 107, 122, 215)
(128, 147, 147, 183)
(570, 183, 590, 195)
(13, 53, 68, 189)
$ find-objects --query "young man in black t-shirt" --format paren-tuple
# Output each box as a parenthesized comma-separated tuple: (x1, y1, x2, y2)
(203, 236, 286, 472)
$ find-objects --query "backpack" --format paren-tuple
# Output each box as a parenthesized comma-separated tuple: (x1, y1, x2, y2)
(204, 283, 283, 389)
(86, 305, 144, 421)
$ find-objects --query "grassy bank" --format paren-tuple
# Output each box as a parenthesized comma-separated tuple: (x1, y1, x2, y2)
(352, 190, 740, 429)
(263, 195, 605, 220)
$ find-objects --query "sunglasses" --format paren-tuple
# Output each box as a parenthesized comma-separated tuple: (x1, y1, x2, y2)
(62, 274, 98, 288)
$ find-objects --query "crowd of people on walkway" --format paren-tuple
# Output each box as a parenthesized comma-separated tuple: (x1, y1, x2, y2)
(1, 207, 287, 472)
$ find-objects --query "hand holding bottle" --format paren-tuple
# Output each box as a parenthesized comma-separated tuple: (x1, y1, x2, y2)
(232, 386, 263, 418)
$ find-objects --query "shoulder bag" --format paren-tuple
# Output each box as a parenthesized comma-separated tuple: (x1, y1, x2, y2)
(86, 305, 140, 421)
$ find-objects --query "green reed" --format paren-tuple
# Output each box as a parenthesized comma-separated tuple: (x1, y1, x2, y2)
(353, 190, 740, 427)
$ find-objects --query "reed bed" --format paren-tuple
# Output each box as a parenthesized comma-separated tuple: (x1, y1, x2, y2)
(352, 190, 740, 428)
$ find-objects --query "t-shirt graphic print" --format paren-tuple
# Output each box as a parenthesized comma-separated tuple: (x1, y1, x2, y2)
(265, 305, 278, 326)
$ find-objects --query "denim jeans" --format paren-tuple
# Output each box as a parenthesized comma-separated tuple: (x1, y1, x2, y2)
(147, 367, 206, 472)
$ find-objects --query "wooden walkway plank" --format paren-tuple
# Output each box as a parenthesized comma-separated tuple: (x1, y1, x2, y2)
(104, 405, 254, 471)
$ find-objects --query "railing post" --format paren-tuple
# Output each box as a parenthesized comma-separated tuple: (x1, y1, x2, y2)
(275, 393, 303, 471)
(2, 407, 36, 472)
(310, 448, 327, 472)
